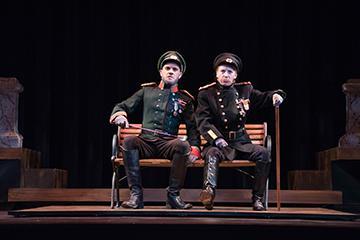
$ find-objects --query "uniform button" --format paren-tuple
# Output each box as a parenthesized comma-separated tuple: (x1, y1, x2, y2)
(237, 105, 240, 109)
(222, 112, 225, 116)
(225, 126, 228, 129)
(219, 98, 222, 102)
(220, 105, 224, 108)
(156, 104, 159, 107)
(159, 93, 162, 96)
(237, 125, 241, 128)
(158, 99, 161, 101)
(224, 119, 228, 122)
(172, 93, 175, 96)
(155, 111, 158, 114)
(217, 92, 220, 95)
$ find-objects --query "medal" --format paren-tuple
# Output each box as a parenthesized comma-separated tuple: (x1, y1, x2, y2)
(173, 101, 179, 116)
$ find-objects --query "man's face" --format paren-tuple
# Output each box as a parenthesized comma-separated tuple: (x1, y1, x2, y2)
(160, 62, 182, 86)
(216, 65, 237, 86)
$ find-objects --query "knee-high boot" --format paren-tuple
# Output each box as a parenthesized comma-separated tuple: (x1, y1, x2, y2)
(166, 153, 192, 209)
(199, 155, 220, 210)
(252, 161, 270, 211)
(121, 149, 144, 209)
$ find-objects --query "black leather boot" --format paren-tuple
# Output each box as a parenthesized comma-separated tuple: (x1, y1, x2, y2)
(252, 161, 270, 211)
(121, 149, 144, 209)
(166, 153, 192, 209)
(199, 155, 219, 210)
(252, 194, 265, 211)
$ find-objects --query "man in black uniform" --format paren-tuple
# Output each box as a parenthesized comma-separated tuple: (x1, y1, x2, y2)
(196, 52, 286, 211)
(109, 51, 201, 209)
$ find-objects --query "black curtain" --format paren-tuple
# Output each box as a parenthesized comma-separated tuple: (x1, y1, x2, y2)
(1, 0, 359, 188)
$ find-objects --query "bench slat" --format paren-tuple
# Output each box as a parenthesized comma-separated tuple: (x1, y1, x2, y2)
(120, 139, 263, 145)
(114, 158, 255, 167)
(116, 123, 266, 167)
(120, 132, 264, 139)
(120, 125, 265, 134)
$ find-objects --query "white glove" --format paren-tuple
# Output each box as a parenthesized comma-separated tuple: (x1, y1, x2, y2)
(186, 146, 201, 167)
(114, 115, 129, 128)
(272, 93, 284, 106)
(187, 154, 198, 167)
(215, 138, 228, 149)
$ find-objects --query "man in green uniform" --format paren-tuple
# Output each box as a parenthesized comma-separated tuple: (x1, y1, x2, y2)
(109, 51, 201, 209)
(196, 52, 286, 211)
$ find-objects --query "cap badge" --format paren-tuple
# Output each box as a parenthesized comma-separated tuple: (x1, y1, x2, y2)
(225, 58, 233, 63)
(169, 55, 178, 60)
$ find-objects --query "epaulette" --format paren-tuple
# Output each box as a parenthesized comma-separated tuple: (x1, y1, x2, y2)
(180, 89, 195, 101)
(140, 82, 157, 87)
(198, 82, 216, 91)
(235, 81, 252, 86)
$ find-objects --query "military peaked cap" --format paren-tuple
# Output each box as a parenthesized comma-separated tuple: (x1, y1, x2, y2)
(157, 50, 186, 73)
(213, 52, 243, 73)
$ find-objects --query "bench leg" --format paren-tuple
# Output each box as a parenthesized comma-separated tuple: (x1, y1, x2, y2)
(264, 178, 269, 210)
(111, 171, 116, 209)
(115, 168, 121, 208)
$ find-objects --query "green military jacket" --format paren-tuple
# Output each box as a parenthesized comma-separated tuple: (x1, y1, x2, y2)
(111, 82, 200, 148)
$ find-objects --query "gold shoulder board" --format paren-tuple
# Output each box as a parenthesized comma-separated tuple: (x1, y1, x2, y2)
(198, 82, 216, 91)
(141, 82, 157, 87)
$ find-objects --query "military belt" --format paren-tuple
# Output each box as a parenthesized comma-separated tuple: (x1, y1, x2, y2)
(224, 128, 245, 140)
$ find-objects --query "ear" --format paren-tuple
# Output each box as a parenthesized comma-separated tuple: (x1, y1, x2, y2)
(216, 71, 221, 79)
(178, 73, 183, 79)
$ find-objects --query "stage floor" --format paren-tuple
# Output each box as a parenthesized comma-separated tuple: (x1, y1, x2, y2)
(5, 205, 360, 222)
(1, 206, 360, 239)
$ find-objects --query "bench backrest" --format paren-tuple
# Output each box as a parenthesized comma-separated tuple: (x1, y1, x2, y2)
(118, 123, 267, 147)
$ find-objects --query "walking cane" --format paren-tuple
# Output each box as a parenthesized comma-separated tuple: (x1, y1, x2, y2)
(275, 106, 281, 211)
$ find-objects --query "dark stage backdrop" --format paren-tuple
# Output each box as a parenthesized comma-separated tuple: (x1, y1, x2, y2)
(1, 0, 359, 188)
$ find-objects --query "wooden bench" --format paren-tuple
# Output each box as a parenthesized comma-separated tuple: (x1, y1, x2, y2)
(110, 123, 271, 208)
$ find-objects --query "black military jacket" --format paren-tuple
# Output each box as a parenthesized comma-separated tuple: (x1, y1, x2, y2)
(111, 82, 200, 148)
(196, 81, 285, 157)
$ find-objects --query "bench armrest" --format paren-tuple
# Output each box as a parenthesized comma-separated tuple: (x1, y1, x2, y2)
(264, 135, 272, 153)
(111, 134, 118, 162)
